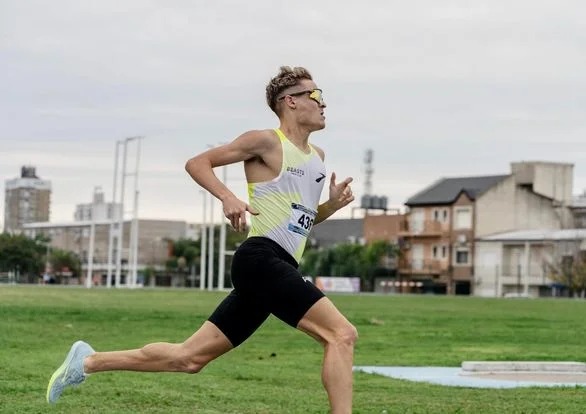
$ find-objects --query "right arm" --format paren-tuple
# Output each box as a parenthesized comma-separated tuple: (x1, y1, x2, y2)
(185, 129, 275, 232)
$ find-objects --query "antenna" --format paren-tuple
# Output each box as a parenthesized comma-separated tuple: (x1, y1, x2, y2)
(359, 149, 388, 212)
(364, 149, 373, 196)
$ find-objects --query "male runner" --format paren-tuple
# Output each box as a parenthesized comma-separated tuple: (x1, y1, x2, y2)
(47, 66, 357, 414)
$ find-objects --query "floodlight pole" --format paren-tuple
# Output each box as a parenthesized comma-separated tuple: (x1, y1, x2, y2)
(106, 141, 121, 288)
(114, 140, 129, 288)
(128, 137, 143, 288)
(112, 136, 143, 288)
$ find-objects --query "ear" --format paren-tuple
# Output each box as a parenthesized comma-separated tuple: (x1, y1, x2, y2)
(284, 95, 297, 110)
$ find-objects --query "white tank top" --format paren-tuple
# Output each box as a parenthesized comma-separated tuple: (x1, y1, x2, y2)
(247, 129, 326, 263)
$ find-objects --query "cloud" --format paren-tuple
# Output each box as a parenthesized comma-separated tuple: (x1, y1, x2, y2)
(1, 0, 585, 229)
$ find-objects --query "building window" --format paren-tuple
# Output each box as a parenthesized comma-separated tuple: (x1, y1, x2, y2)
(454, 207, 472, 229)
(442, 245, 447, 258)
(455, 248, 470, 265)
(434, 209, 449, 222)
(432, 245, 438, 258)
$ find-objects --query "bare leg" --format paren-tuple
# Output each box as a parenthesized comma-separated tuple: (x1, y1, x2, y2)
(84, 321, 233, 374)
(297, 297, 358, 414)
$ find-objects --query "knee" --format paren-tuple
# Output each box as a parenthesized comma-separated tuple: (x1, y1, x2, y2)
(329, 323, 358, 348)
(176, 348, 211, 374)
(180, 356, 210, 374)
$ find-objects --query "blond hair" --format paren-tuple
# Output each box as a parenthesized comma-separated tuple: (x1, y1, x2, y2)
(265, 66, 313, 114)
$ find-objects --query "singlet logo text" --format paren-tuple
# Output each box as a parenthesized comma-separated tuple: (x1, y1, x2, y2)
(287, 166, 305, 177)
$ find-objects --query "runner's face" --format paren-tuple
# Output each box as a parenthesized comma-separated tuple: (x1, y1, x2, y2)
(279, 79, 327, 131)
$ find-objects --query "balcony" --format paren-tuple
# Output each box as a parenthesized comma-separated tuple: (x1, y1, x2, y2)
(398, 219, 447, 237)
(501, 264, 547, 278)
(398, 258, 445, 275)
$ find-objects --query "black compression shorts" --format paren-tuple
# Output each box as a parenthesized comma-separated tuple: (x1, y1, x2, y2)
(208, 236, 325, 347)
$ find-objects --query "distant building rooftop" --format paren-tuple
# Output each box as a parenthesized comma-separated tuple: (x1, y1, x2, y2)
(406, 175, 509, 206)
(309, 218, 363, 248)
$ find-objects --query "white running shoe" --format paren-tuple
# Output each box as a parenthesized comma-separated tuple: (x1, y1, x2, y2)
(46, 340, 95, 404)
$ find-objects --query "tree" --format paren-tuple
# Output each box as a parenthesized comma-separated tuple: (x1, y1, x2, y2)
(573, 257, 586, 298)
(165, 225, 248, 288)
(49, 249, 82, 280)
(330, 243, 363, 276)
(547, 251, 586, 298)
(299, 240, 399, 291)
(0, 233, 46, 282)
(171, 239, 199, 269)
(361, 240, 400, 291)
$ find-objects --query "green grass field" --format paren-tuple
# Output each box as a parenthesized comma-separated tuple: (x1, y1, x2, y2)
(1, 286, 585, 413)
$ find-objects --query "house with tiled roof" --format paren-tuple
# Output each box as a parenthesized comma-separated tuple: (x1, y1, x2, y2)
(398, 161, 575, 295)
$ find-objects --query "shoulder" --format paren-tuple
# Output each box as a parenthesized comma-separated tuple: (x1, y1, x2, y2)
(227, 129, 280, 157)
(311, 143, 325, 161)
(234, 129, 278, 149)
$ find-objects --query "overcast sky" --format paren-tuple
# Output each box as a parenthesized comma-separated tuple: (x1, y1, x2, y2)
(1, 0, 585, 230)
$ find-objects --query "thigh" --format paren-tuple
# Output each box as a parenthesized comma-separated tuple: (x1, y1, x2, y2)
(229, 237, 324, 330)
(262, 256, 325, 328)
(296, 297, 354, 344)
(208, 289, 271, 347)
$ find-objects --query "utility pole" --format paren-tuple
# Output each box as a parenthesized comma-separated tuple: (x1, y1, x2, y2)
(108, 136, 143, 288)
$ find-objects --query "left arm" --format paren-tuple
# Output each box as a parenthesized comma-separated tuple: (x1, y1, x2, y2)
(314, 172, 354, 224)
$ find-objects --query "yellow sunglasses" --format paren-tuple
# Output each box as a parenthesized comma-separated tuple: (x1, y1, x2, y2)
(278, 88, 324, 106)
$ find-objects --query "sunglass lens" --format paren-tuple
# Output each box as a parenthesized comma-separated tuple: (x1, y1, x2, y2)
(310, 89, 323, 105)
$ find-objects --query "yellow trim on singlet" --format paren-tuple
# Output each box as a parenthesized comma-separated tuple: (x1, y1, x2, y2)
(246, 128, 325, 263)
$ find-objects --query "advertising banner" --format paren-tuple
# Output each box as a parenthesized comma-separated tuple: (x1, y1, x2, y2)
(315, 276, 360, 293)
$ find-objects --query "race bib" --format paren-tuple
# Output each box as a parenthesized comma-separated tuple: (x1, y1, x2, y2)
(288, 203, 317, 237)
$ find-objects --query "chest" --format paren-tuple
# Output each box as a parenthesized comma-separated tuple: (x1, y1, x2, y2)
(245, 139, 325, 185)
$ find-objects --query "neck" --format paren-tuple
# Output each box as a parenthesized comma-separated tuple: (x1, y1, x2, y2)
(278, 120, 311, 150)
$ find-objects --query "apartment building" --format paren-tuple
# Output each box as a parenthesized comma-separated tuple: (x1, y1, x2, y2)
(398, 175, 507, 294)
(74, 187, 122, 222)
(398, 161, 575, 295)
(22, 219, 199, 285)
(571, 191, 586, 228)
(475, 229, 586, 297)
(4, 166, 51, 233)
(363, 212, 404, 244)
(473, 162, 577, 297)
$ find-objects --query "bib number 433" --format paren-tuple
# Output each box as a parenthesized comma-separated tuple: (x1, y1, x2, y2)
(297, 214, 314, 230)
(288, 203, 317, 237)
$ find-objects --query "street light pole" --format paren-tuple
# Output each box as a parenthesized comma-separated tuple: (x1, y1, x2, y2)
(86, 188, 97, 288)
(218, 165, 227, 290)
(200, 190, 208, 290)
(207, 192, 215, 291)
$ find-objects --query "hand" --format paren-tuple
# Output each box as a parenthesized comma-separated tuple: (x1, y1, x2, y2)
(222, 195, 259, 232)
(327, 172, 355, 211)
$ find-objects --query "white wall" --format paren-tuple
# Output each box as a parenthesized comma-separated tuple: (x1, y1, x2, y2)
(511, 161, 573, 204)
(475, 176, 567, 238)
(473, 241, 502, 297)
